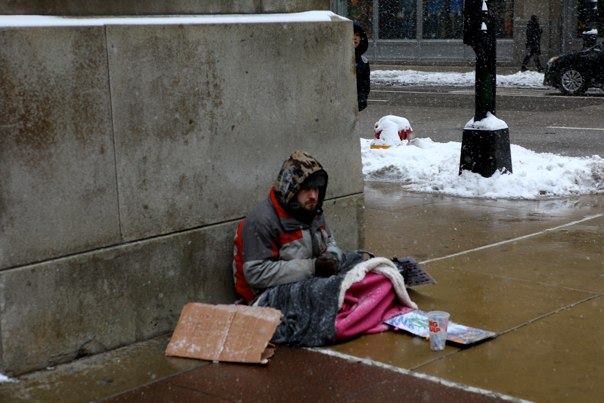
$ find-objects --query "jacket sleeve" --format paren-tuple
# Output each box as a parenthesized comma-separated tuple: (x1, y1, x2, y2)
(322, 224, 343, 262)
(361, 61, 371, 99)
(242, 218, 315, 290)
(357, 61, 371, 111)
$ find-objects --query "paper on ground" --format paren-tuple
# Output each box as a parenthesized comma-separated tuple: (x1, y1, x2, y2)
(385, 310, 496, 345)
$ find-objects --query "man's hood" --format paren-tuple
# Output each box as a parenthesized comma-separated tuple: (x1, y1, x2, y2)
(354, 22, 369, 58)
(274, 150, 328, 213)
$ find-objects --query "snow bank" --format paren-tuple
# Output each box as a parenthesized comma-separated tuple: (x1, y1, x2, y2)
(0, 11, 345, 27)
(361, 138, 603, 200)
(372, 70, 546, 88)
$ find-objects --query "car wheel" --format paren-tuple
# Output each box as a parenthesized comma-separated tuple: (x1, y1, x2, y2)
(559, 68, 588, 95)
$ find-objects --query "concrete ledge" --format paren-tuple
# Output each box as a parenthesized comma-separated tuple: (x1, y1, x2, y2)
(0, 0, 330, 15)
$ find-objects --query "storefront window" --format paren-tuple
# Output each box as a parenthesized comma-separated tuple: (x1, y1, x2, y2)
(577, 0, 602, 37)
(378, 0, 417, 39)
(422, 0, 463, 39)
(333, 0, 517, 41)
(489, 0, 515, 38)
(422, 0, 513, 39)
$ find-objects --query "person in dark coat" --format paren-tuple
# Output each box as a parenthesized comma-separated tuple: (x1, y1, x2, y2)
(521, 15, 543, 72)
(353, 22, 370, 111)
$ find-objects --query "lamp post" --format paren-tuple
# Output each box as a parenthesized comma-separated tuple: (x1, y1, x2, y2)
(459, 0, 512, 177)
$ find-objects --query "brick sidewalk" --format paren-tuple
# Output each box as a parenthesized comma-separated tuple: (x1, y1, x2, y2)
(105, 347, 508, 402)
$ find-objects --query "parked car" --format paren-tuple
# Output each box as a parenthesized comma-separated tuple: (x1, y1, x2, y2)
(543, 41, 604, 95)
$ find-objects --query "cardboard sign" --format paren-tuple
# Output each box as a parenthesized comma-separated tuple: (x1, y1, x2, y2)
(166, 303, 282, 364)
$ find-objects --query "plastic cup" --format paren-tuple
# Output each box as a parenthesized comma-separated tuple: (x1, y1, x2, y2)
(428, 311, 450, 351)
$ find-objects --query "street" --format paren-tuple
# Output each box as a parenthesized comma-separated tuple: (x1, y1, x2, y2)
(362, 86, 604, 157)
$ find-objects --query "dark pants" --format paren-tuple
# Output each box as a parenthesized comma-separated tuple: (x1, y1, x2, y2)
(521, 48, 542, 71)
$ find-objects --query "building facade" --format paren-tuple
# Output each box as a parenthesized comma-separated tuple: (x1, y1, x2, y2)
(332, 0, 603, 65)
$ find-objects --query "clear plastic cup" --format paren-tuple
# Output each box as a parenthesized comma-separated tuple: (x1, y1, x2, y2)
(428, 311, 450, 351)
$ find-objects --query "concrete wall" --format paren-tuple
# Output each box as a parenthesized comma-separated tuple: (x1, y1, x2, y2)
(0, 0, 329, 15)
(0, 15, 363, 375)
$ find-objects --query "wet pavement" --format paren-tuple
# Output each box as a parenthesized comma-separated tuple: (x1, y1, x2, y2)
(1, 182, 601, 402)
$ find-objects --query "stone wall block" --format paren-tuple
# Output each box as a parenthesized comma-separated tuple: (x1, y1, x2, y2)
(0, 221, 237, 375)
(106, 21, 361, 241)
(0, 27, 121, 269)
(322, 194, 364, 252)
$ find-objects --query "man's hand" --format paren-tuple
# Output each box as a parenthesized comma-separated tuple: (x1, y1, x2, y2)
(314, 253, 339, 277)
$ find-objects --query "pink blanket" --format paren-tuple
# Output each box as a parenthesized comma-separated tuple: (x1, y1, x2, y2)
(335, 273, 413, 340)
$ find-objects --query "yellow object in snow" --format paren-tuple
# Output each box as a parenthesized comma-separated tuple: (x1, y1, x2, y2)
(370, 144, 391, 149)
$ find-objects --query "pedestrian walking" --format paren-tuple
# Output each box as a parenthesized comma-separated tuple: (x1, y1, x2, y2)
(521, 15, 543, 72)
(353, 22, 370, 111)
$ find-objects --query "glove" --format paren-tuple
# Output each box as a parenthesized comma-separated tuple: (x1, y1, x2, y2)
(314, 253, 339, 277)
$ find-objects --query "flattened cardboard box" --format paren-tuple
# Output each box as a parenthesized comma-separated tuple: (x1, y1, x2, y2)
(166, 303, 282, 364)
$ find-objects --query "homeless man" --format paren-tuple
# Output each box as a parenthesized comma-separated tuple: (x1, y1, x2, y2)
(232, 150, 418, 347)
(232, 150, 342, 304)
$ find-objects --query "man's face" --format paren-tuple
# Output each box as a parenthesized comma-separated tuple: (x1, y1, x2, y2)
(353, 32, 361, 48)
(296, 186, 319, 211)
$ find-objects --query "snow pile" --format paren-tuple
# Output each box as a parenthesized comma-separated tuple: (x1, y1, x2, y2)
(0, 373, 13, 383)
(465, 112, 508, 131)
(372, 70, 545, 88)
(361, 138, 603, 199)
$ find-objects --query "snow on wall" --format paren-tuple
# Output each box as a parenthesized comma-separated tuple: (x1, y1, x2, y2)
(0, 11, 346, 27)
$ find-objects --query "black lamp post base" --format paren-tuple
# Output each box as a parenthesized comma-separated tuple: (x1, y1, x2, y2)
(459, 128, 513, 177)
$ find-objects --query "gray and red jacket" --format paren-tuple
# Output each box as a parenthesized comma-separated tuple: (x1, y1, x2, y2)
(233, 188, 341, 303)
(232, 151, 342, 303)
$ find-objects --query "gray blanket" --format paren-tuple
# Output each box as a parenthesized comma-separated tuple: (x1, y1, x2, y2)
(254, 252, 365, 347)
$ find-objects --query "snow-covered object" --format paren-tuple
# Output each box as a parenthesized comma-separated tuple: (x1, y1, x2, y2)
(361, 137, 603, 199)
(0, 11, 344, 27)
(0, 373, 13, 383)
(372, 115, 414, 148)
(371, 69, 546, 88)
(465, 112, 509, 131)
(582, 29, 598, 35)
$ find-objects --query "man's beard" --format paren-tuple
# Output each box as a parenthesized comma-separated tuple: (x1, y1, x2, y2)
(302, 201, 317, 210)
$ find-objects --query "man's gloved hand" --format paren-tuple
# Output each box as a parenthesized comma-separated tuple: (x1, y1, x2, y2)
(314, 252, 339, 277)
